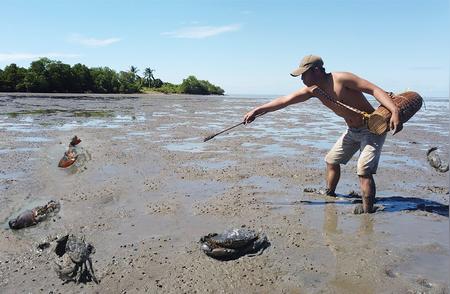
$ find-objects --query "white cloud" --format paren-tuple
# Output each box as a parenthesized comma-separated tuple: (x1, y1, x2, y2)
(0, 52, 81, 62)
(161, 24, 241, 39)
(68, 34, 121, 47)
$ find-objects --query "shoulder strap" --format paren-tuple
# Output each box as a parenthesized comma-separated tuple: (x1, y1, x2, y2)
(312, 86, 370, 119)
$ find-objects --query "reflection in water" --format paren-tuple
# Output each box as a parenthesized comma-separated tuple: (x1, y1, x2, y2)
(323, 204, 376, 294)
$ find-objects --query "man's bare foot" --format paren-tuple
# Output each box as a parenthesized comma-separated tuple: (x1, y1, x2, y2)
(303, 187, 336, 197)
(353, 204, 380, 214)
(348, 190, 362, 198)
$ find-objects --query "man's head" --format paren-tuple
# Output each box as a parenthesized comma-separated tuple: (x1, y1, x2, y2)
(290, 55, 325, 86)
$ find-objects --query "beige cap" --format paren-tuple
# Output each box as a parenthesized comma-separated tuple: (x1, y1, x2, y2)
(290, 55, 324, 77)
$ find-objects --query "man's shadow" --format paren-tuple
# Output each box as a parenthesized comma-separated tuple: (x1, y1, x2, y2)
(301, 192, 449, 217)
(374, 196, 449, 217)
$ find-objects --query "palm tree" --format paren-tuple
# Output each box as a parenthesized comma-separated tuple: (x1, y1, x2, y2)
(129, 66, 139, 75)
(144, 67, 155, 87)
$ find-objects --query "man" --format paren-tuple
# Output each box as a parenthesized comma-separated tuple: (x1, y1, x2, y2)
(244, 55, 400, 214)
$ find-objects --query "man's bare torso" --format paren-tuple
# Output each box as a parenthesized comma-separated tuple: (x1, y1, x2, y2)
(312, 72, 375, 128)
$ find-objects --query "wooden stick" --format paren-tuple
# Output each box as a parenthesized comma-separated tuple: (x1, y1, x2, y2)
(203, 113, 265, 142)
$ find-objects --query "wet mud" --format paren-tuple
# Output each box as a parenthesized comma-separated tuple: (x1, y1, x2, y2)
(0, 93, 448, 293)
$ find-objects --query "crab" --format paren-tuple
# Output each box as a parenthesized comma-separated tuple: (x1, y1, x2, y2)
(58, 136, 82, 168)
(427, 147, 449, 173)
(54, 234, 98, 284)
(200, 228, 269, 260)
(9, 200, 60, 230)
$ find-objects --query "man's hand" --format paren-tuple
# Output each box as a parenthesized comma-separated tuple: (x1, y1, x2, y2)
(244, 109, 258, 125)
(390, 111, 401, 135)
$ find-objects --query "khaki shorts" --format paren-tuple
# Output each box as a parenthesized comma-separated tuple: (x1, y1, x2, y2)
(325, 126, 386, 176)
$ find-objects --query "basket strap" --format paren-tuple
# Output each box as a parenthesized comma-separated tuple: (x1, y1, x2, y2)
(313, 86, 371, 120)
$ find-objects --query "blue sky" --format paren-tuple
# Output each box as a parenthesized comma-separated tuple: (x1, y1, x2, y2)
(1, 0, 448, 96)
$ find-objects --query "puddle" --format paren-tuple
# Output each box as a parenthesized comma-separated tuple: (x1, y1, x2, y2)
(0, 122, 39, 133)
(127, 131, 153, 137)
(15, 136, 52, 143)
(164, 137, 227, 153)
(151, 111, 170, 117)
(394, 251, 449, 284)
(0, 171, 25, 180)
(0, 147, 40, 154)
(156, 122, 191, 131)
(72, 110, 114, 117)
(20, 116, 33, 122)
(380, 153, 425, 169)
(165, 141, 206, 153)
(55, 119, 120, 130)
(2, 109, 65, 117)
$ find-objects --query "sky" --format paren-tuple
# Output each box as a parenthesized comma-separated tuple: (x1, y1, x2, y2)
(1, 0, 448, 96)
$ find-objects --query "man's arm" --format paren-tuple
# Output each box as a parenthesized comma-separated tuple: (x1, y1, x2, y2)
(340, 72, 401, 133)
(244, 87, 313, 124)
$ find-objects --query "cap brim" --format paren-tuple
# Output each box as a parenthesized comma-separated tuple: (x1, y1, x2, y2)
(290, 66, 308, 77)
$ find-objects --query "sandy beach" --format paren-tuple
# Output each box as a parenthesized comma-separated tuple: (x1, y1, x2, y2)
(0, 93, 448, 293)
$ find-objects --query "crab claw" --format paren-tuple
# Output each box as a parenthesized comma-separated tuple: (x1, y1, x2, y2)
(70, 136, 81, 147)
(8, 210, 37, 230)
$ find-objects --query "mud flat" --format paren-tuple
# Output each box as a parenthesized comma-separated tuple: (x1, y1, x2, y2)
(0, 93, 448, 293)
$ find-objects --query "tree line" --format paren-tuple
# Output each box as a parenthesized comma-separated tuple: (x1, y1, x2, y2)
(0, 58, 224, 95)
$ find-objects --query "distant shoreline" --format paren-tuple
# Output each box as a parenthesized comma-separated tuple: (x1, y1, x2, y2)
(0, 92, 228, 99)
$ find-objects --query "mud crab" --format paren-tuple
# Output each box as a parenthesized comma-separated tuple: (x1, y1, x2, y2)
(9, 200, 60, 230)
(427, 147, 449, 173)
(58, 136, 82, 168)
(200, 228, 269, 260)
(54, 234, 98, 284)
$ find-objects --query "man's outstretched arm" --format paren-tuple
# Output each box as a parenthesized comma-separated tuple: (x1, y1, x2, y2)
(244, 87, 313, 124)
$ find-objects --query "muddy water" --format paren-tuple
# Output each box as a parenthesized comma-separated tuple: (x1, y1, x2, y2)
(0, 93, 448, 293)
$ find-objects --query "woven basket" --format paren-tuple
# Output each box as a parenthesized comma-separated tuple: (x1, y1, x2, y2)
(367, 91, 423, 135)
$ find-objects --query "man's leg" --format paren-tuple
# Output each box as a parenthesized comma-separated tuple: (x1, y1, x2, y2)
(355, 130, 386, 214)
(358, 174, 376, 213)
(324, 130, 359, 197)
(326, 163, 340, 196)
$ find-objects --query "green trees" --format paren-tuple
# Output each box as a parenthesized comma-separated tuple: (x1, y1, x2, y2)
(47, 61, 73, 92)
(90, 67, 120, 93)
(71, 63, 93, 93)
(0, 58, 225, 95)
(0, 63, 27, 91)
(180, 75, 224, 95)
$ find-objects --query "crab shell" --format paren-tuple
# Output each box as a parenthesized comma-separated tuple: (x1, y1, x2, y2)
(203, 229, 259, 249)
(58, 136, 82, 168)
(427, 147, 449, 173)
(200, 229, 268, 258)
(56, 234, 95, 263)
(58, 149, 78, 168)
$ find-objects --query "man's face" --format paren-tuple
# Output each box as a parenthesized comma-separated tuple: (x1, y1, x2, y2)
(301, 67, 315, 86)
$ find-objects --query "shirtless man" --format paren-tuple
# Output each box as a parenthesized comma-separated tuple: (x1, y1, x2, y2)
(244, 55, 400, 213)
